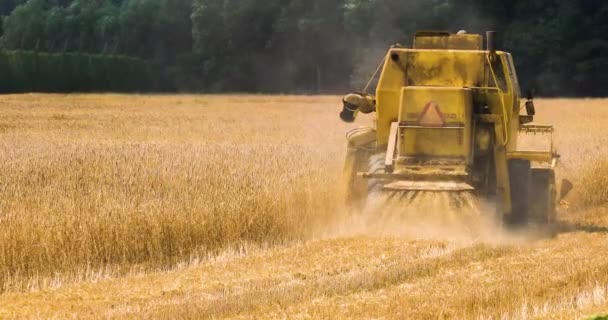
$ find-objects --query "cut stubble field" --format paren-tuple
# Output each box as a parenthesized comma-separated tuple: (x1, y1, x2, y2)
(0, 94, 607, 319)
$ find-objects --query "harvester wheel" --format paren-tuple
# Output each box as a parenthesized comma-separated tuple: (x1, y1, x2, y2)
(344, 149, 386, 212)
(344, 147, 371, 211)
(343, 129, 377, 212)
(367, 153, 386, 194)
(506, 159, 532, 226)
(529, 169, 557, 225)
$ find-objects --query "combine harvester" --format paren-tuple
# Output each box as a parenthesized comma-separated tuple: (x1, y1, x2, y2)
(340, 31, 569, 227)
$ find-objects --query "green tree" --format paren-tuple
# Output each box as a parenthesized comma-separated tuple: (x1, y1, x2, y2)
(2, 0, 47, 50)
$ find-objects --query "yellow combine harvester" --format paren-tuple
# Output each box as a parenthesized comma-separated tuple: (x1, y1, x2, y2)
(341, 31, 565, 226)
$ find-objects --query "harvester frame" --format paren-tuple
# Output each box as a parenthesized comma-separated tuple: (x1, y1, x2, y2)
(341, 31, 561, 226)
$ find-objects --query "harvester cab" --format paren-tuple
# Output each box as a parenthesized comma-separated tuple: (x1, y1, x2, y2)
(341, 31, 560, 226)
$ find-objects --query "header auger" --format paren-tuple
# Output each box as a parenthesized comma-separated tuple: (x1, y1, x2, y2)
(341, 31, 567, 227)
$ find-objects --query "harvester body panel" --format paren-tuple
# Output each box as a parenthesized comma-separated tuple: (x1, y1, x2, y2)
(398, 86, 473, 161)
(376, 49, 519, 150)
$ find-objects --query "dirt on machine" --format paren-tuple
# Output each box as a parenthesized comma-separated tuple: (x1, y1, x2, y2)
(340, 31, 571, 229)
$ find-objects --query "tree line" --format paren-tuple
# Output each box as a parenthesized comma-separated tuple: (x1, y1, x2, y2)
(0, 0, 606, 96)
(0, 50, 166, 92)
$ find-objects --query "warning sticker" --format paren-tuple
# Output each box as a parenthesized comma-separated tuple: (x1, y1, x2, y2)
(418, 101, 446, 127)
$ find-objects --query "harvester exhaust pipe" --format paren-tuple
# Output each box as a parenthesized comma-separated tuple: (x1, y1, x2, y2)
(486, 31, 497, 61)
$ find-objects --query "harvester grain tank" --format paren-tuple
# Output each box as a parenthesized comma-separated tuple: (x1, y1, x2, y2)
(341, 31, 565, 226)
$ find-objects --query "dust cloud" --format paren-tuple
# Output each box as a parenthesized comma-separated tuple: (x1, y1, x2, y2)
(318, 190, 547, 245)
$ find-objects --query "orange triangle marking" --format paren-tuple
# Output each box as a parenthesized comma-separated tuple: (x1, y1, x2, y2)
(418, 101, 445, 127)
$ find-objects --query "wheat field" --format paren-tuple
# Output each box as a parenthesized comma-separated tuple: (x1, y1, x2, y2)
(0, 94, 606, 319)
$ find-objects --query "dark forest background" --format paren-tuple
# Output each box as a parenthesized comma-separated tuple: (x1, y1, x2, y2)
(0, 0, 606, 96)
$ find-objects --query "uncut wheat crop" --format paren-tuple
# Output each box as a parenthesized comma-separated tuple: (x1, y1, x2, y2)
(0, 94, 352, 292)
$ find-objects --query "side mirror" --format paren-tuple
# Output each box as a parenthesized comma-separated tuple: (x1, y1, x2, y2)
(525, 101, 536, 116)
(525, 89, 536, 116)
(559, 179, 573, 201)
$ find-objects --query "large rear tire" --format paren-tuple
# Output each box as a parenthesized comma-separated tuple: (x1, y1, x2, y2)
(343, 129, 376, 212)
(367, 153, 386, 194)
(344, 147, 371, 212)
(345, 151, 386, 212)
(505, 159, 532, 227)
(529, 169, 557, 225)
